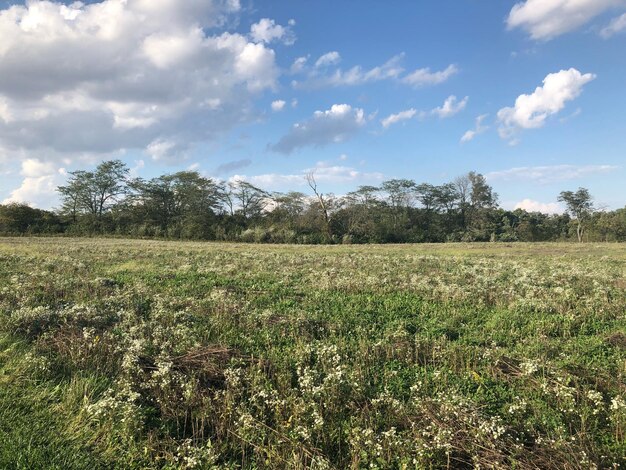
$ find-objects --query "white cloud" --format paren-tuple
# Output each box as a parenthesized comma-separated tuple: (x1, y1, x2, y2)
(2, 159, 65, 207)
(270, 104, 366, 154)
(507, 0, 625, 40)
(0, 0, 280, 161)
(514, 198, 562, 214)
(130, 159, 145, 177)
(271, 100, 286, 112)
(293, 54, 405, 89)
(0, 97, 10, 123)
(497, 68, 596, 142)
(142, 28, 205, 69)
(315, 51, 341, 67)
(21, 158, 57, 178)
(430, 95, 468, 119)
(601, 12, 626, 37)
(461, 114, 489, 143)
(402, 64, 458, 88)
(233, 161, 383, 189)
(487, 164, 618, 184)
(460, 131, 475, 143)
(292, 55, 459, 91)
(381, 97, 467, 129)
(250, 18, 296, 45)
(290, 56, 309, 74)
(146, 139, 186, 162)
(381, 108, 417, 128)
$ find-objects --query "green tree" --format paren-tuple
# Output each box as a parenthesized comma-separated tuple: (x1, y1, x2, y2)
(227, 180, 270, 219)
(558, 188, 594, 242)
(0, 203, 62, 234)
(468, 172, 498, 209)
(131, 171, 221, 236)
(58, 160, 130, 220)
(453, 172, 498, 239)
(381, 179, 417, 236)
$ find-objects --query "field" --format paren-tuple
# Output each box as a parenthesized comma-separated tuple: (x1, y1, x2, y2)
(0, 238, 624, 469)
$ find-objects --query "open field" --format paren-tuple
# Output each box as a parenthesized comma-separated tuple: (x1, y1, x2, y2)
(0, 238, 624, 469)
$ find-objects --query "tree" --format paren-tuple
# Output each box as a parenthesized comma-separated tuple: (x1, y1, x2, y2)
(0, 203, 62, 234)
(453, 174, 472, 231)
(57, 171, 86, 222)
(381, 179, 417, 235)
(306, 172, 333, 241)
(348, 185, 381, 207)
(382, 179, 416, 211)
(131, 171, 222, 235)
(432, 183, 459, 214)
(453, 175, 471, 207)
(468, 172, 498, 209)
(452, 172, 497, 238)
(58, 160, 130, 220)
(271, 191, 307, 218)
(415, 183, 438, 212)
(558, 188, 594, 242)
(227, 180, 269, 219)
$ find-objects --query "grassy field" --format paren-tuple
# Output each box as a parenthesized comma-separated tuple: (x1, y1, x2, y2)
(0, 238, 624, 469)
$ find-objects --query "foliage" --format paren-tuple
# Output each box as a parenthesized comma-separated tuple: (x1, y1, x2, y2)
(58, 160, 130, 220)
(1, 160, 625, 242)
(559, 188, 595, 242)
(0, 203, 63, 235)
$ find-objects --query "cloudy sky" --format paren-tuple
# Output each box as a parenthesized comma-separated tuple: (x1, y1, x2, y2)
(0, 0, 625, 212)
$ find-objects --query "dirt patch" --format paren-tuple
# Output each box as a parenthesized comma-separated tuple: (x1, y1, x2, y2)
(606, 332, 626, 349)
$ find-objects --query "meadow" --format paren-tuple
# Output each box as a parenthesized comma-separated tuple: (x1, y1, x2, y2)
(0, 238, 624, 469)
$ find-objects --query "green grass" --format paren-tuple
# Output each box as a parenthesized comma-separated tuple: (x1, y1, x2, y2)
(0, 336, 108, 470)
(0, 238, 624, 469)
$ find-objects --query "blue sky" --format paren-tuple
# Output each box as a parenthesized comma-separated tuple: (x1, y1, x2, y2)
(0, 0, 625, 212)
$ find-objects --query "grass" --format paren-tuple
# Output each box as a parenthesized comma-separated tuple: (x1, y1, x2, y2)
(0, 238, 624, 469)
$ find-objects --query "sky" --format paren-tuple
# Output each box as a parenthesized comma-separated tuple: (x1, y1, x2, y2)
(0, 0, 625, 213)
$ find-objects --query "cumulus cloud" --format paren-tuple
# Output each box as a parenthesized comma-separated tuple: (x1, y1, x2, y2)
(461, 114, 489, 143)
(497, 68, 595, 142)
(601, 12, 626, 37)
(269, 104, 366, 154)
(402, 64, 458, 88)
(487, 164, 618, 184)
(507, 0, 625, 40)
(315, 51, 341, 67)
(21, 158, 57, 178)
(430, 95, 468, 119)
(0, 0, 280, 162)
(381, 109, 417, 128)
(2, 159, 65, 207)
(233, 161, 383, 190)
(250, 18, 296, 45)
(514, 199, 562, 214)
(271, 100, 286, 112)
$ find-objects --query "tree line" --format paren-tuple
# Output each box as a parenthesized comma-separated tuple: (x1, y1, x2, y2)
(1, 160, 624, 243)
